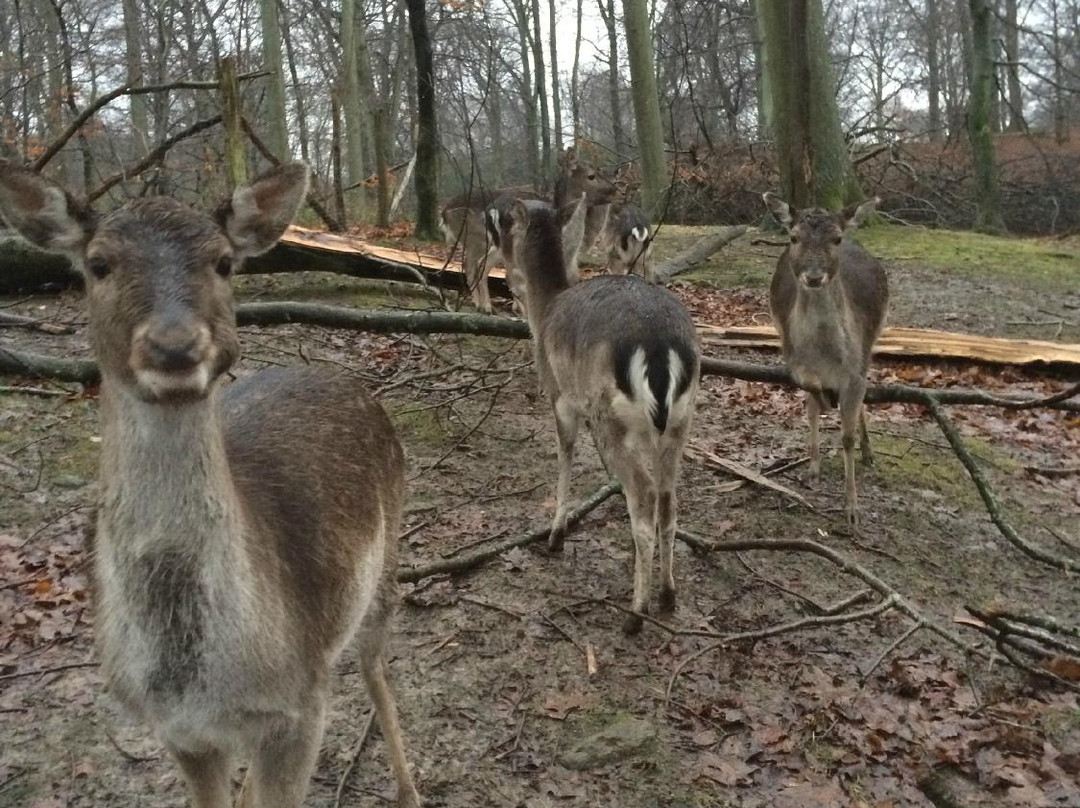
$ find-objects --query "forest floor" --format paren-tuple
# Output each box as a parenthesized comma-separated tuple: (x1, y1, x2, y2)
(1, 225, 1079, 808)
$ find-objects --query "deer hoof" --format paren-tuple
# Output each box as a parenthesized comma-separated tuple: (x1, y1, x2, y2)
(846, 505, 861, 534)
(622, 612, 644, 635)
(658, 587, 676, 615)
(547, 525, 566, 553)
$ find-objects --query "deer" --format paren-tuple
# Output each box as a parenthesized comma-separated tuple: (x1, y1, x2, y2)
(762, 192, 888, 533)
(440, 147, 615, 314)
(0, 161, 422, 808)
(598, 203, 655, 282)
(495, 197, 700, 635)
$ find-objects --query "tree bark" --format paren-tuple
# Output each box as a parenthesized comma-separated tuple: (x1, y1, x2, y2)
(571, 0, 584, 142)
(967, 0, 1005, 233)
(341, 0, 366, 219)
(758, 0, 861, 209)
(511, 0, 541, 186)
(1002, 0, 1024, 132)
(926, 0, 943, 139)
(530, 0, 552, 183)
(405, 0, 440, 239)
(259, 0, 289, 160)
(121, 0, 149, 152)
(280, 2, 310, 163)
(621, 0, 668, 217)
(548, 0, 564, 155)
(219, 57, 247, 189)
(598, 0, 625, 154)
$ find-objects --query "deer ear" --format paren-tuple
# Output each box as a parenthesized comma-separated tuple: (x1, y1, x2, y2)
(508, 199, 531, 232)
(560, 147, 578, 169)
(762, 192, 795, 231)
(218, 162, 310, 258)
(0, 160, 92, 256)
(839, 196, 880, 232)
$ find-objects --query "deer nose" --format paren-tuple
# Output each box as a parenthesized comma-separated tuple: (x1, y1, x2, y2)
(139, 319, 207, 373)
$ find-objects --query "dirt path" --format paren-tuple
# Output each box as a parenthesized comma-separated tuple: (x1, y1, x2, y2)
(2, 255, 1078, 807)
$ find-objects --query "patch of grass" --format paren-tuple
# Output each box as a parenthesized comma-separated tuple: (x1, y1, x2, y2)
(233, 272, 439, 310)
(854, 224, 1080, 293)
(649, 226, 772, 289)
(384, 400, 449, 447)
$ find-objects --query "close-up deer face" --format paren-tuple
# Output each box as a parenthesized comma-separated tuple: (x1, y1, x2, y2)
(81, 202, 240, 403)
(764, 193, 879, 289)
(0, 161, 309, 404)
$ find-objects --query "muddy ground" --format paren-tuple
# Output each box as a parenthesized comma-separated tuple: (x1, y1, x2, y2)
(1, 226, 1079, 807)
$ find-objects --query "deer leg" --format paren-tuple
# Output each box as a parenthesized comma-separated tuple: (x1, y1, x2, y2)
(465, 239, 496, 315)
(655, 426, 686, 616)
(859, 406, 874, 467)
(169, 745, 231, 808)
(549, 397, 581, 553)
(239, 697, 326, 808)
(805, 391, 822, 485)
(641, 248, 656, 284)
(839, 385, 864, 533)
(362, 654, 423, 808)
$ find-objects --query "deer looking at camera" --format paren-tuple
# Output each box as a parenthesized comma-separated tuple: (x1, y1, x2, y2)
(763, 193, 888, 532)
(440, 146, 615, 313)
(0, 162, 421, 808)
(495, 198, 699, 635)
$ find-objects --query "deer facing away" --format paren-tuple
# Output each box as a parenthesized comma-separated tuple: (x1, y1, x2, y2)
(763, 193, 888, 531)
(440, 146, 615, 313)
(495, 198, 700, 634)
(0, 162, 421, 808)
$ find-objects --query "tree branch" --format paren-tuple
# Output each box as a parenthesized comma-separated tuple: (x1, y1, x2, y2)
(654, 226, 747, 282)
(87, 116, 223, 202)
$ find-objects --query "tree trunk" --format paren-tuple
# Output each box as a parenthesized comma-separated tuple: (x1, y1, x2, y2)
(1002, 0, 1024, 131)
(621, 0, 668, 216)
(488, 83, 506, 186)
(341, 0, 366, 220)
(571, 0, 583, 141)
(259, 0, 289, 160)
(405, 0, 440, 240)
(530, 0, 552, 183)
(121, 0, 149, 152)
(758, 0, 861, 210)
(1051, 0, 1067, 143)
(511, 0, 540, 185)
(331, 92, 347, 226)
(280, 2, 310, 162)
(548, 0, 564, 155)
(967, 0, 1005, 233)
(374, 103, 391, 227)
(219, 56, 248, 190)
(599, 0, 625, 153)
(926, 0, 943, 138)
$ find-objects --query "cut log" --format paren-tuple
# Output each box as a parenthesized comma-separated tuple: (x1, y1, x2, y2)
(703, 324, 1080, 370)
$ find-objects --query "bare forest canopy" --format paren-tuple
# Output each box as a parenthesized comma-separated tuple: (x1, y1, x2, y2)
(1, 0, 1079, 234)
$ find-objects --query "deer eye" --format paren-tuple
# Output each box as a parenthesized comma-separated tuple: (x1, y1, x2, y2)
(832, 235, 843, 245)
(87, 257, 110, 280)
(789, 235, 798, 244)
(215, 255, 234, 277)
(588, 173, 596, 181)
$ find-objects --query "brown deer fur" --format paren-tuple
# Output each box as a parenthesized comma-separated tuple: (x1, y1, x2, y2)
(496, 198, 699, 635)
(0, 161, 421, 808)
(763, 193, 888, 532)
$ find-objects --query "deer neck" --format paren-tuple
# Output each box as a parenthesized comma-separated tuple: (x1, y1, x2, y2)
(97, 379, 242, 557)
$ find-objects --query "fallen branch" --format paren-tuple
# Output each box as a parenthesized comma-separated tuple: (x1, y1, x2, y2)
(959, 606, 1080, 693)
(923, 396, 1080, 574)
(655, 226, 747, 282)
(686, 443, 812, 508)
(0, 346, 99, 385)
(397, 481, 620, 583)
(0, 312, 75, 334)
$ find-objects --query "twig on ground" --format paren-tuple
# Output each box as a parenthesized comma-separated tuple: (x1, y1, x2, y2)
(686, 444, 813, 508)
(0, 385, 70, 397)
(0, 661, 98, 683)
(397, 482, 620, 583)
(923, 396, 1080, 574)
(104, 728, 157, 763)
(860, 620, 925, 683)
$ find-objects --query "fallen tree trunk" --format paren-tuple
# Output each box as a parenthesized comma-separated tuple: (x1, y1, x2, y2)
(3, 306, 1078, 413)
(655, 226, 747, 281)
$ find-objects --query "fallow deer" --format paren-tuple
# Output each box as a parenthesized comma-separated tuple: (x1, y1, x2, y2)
(495, 198, 700, 635)
(599, 203, 655, 282)
(440, 147, 615, 313)
(763, 193, 888, 532)
(0, 161, 422, 808)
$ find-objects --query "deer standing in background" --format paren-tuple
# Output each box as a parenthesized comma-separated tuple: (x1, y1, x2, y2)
(496, 198, 700, 635)
(0, 162, 422, 808)
(599, 202, 655, 282)
(763, 193, 887, 532)
(440, 146, 615, 314)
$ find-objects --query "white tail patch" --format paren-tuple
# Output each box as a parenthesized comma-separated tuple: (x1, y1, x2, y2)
(630, 226, 648, 243)
(627, 347, 659, 426)
(665, 348, 684, 416)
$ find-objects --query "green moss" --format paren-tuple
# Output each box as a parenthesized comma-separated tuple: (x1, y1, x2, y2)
(233, 272, 438, 310)
(647, 226, 772, 289)
(854, 224, 1080, 293)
